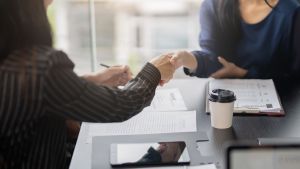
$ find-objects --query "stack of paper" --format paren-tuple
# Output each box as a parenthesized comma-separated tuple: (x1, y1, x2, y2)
(143, 88, 188, 112)
(86, 88, 197, 143)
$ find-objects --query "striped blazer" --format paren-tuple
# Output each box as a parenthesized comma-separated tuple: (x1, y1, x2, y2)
(0, 46, 161, 169)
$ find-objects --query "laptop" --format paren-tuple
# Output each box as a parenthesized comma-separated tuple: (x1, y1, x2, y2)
(226, 143, 300, 169)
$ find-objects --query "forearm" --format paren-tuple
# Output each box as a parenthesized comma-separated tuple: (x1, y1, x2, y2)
(184, 51, 222, 78)
(46, 63, 160, 123)
(180, 51, 198, 71)
(81, 74, 102, 85)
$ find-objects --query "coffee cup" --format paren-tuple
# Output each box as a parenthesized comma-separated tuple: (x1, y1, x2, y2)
(209, 89, 236, 129)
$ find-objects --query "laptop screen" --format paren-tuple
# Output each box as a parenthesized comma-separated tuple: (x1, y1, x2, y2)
(227, 146, 300, 169)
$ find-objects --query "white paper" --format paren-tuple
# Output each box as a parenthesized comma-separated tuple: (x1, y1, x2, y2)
(188, 164, 217, 169)
(209, 79, 281, 112)
(86, 110, 196, 143)
(130, 164, 217, 169)
(143, 88, 187, 112)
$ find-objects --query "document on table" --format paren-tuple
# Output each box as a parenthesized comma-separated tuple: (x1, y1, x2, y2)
(143, 88, 187, 112)
(188, 164, 217, 169)
(129, 164, 217, 169)
(207, 79, 284, 115)
(86, 110, 196, 143)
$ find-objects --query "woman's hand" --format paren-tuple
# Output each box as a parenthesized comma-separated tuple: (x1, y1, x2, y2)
(83, 65, 133, 87)
(170, 51, 198, 71)
(210, 57, 248, 79)
(150, 54, 176, 86)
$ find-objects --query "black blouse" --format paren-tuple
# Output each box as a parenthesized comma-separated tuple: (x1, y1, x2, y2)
(0, 47, 161, 169)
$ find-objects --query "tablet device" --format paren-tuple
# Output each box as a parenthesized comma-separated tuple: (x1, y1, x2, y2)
(110, 141, 190, 167)
(227, 144, 300, 169)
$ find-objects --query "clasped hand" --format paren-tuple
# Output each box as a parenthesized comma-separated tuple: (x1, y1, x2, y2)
(150, 54, 176, 86)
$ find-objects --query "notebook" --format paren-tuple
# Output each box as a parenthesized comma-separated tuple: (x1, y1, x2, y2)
(206, 79, 284, 116)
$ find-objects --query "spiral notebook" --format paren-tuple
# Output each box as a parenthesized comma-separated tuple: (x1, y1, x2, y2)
(206, 79, 285, 116)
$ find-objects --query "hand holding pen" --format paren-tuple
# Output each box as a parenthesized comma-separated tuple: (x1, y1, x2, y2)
(83, 64, 133, 87)
(99, 63, 133, 87)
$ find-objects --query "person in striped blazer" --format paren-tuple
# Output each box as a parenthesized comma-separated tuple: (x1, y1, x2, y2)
(0, 0, 176, 168)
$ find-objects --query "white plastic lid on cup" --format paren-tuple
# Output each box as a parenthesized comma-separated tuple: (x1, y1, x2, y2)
(209, 89, 236, 129)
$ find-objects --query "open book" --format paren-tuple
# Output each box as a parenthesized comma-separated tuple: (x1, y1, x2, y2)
(206, 79, 284, 116)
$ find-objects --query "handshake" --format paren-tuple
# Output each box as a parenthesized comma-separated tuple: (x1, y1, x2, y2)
(149, 51, 197, 86)
(84, 51, 197, 87)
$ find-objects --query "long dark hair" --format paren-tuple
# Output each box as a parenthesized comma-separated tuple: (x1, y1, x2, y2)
(217, 0, 273, 60)
(0, 0, 53, 63)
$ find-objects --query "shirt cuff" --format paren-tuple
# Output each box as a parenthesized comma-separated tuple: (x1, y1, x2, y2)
(136, 63, 161, 86)
(183, 51, 206, 77)
(245, 67, 259, 79)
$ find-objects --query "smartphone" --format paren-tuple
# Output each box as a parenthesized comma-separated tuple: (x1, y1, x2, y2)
(110, 141, 190, 167)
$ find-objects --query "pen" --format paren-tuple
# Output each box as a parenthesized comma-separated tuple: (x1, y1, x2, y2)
(100, 63, 110, 68)
(100, 63, 136, 79)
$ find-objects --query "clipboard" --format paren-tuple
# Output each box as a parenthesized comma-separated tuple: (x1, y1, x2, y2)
(205, 79, 285, 116)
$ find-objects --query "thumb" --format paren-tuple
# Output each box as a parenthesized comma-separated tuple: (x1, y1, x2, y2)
(210, 68, 227, 79)
(170, 55, 182, 68)
(109, 66, 127, 76)
(218, 57, 229, 67)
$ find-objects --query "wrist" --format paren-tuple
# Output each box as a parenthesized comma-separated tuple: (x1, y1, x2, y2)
(236, 67, 248, 78)
(82, 74, 99, 84)
(182, 51, 198, 71)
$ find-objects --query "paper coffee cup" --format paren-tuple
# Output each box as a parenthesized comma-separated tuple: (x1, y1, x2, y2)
(209, 89, 236, 129)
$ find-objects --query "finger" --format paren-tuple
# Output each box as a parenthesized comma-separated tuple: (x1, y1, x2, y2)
(119, 79, 128, 86)
(163, 78, 171, 85)
(165, 52, 174, 56)
(170, 52, 179, 61)
(159, 80, 165, 87)
(170, 55, 183, 68)
(122, 65, 133, 80)
(218, 57, 230, 67)
(109, 66, 125, 74)
(110, 65, 131, 77)
(118, 74, 131, 84)
(126, 66, 133, 75)
(169, 56, 177, 64)
(210, 68, 228, 79)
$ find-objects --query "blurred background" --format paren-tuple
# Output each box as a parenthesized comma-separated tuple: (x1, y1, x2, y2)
(48, 0, 203, 77)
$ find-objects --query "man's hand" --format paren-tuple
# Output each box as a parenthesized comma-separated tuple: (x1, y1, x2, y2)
(83, 65, 133, 87)
(170, 51, 198, 71)
(150, 54, 176, 86)
(210, 57, 248, 79)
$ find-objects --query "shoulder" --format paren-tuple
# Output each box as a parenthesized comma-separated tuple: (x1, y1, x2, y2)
(46, 48, 74, 69)
(274, 0, 300, 33)
(201, 0, 219, 13)
(276, 0, 300, 15)
(1, 46, 74, 73)
(200, 0, 219, 20)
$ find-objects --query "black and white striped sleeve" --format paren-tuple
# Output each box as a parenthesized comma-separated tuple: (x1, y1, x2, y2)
(44, 50, 161, 122)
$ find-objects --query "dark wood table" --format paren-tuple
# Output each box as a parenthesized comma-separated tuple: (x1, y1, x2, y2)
(70, 78, 300, 169)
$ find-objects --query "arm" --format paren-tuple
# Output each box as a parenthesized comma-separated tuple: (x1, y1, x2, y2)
(45, 51, 162, 123)
(180, 0, 224, 77)
(291, 8, 300, 80)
